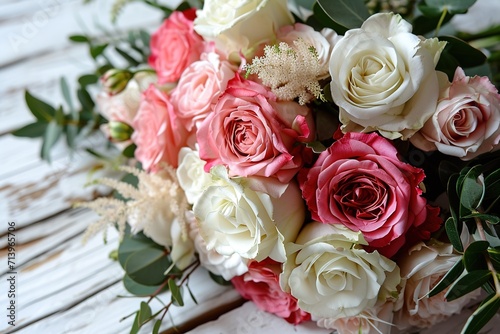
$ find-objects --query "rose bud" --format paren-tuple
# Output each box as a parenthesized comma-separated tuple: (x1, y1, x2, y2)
(108, 121, 134, 142)
(101, 69, 133, 95)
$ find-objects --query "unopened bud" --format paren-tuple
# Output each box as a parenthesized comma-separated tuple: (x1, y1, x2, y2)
(101, 69, 133, 95)
(108, 121, 134, 141)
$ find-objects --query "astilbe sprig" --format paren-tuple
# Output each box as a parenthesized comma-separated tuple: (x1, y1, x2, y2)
(76, 165, 188, 243)
(245, 39, 328, 105)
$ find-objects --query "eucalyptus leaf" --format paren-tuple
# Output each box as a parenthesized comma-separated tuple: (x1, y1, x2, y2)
(25, 91, 56, 122)
(124, 247, 171, 286)
(462, 293, 500, 334)
(115, 47, 141, 67)
(487, 248, 500, 271)
(77, 87, 95, 111)
(168, 279, 184, 307)
(11, 122, 47, 138)
(41, 120, 63, 162)
(412, 11, 453, 35)
(463, 240, 489, 271)
(118, 230, 162, 268)
(209, 271, 232, 286)
(445, 217, 464, 252)
(123, 275, 165, 297)
(130, 312, 140, 334)
(445, 269, 491, 301)
(438, 36, 487, 68)
(152, 319, 162, 334)
(429, 257, 464, 297)
(316, 0, 369, 30)
(460, 165, 485, 211)
(463, 213, 500, 224)
(138, 301, 152, 325)
(78, 74, 99, 87)
(307, 2, 348, 34)
(69, 34, 89, 43)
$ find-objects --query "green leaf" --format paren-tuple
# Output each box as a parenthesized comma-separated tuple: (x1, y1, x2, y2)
(445, 269, 491, 301)
(41, 119, 63, 162)
(446, 217, 464, 252)
(124, 247, 171, 286)
(152, 319, 162, 334)
(429, 257, 464, 297)
(60, 77, 75, 115)
(69, 34, 89, 43)
(307, 2, 349, 34)
(425, 0, 477, 15)
(123, 275, 165, 297)
(484, 169, 500, 203)
(168, 279, 184, 307)
(463, 240, 489, 271)
(122, 143, 137, 158)
(186, 284, 198, 305)
(487, 247, 500, 271)
(25, 91, 56, 122)
(11, 122, 47, 138)
(90, 43, 108, 59)
(460, 165, 485, 211)
(462, 293, 500, 334)
(115, 47, 141, 67)
(209, 271, 233, 286)
(118, 230, 161, 268)
(412, 11, 453, 35)
(316, 0, 369, 30)
(78, 74, 99, 87)
(463, 213, 500, 224)
(138, 301, 152, 325)
(448, 173, 461, 226)
(130, 312, 140, 334)
(77, 87, 95, 111)
(438, 36, 487, 68)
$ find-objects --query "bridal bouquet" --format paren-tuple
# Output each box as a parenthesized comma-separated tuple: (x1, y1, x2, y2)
(13, 0, 500, 333)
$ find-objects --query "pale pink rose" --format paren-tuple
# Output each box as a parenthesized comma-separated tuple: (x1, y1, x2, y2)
(410, 67, 500, 160)
(298, 132, 441, 258)
(231, 258, 311, 325)
(315, 302, 395, 334)
(277, 23, 340, 70)
(132, 85, 189, 171)
(197, 73, 314, 183)
(394, 240, 481, 330)
(148, 9, 206, 84)
(170, 52, 236, 133)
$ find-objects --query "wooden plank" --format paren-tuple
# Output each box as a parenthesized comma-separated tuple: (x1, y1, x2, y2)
(0, 211, 242, 334)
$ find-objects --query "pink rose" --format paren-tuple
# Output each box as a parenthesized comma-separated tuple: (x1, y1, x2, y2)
(298, 132, 436, 258)
(231, 258, 311, 325)
(170, 52, 236, 133)
(197, 74, 314, 183)
(148, 9, 205, 84)
(410, 67, 500, 160)
(132, 85, 189, 171)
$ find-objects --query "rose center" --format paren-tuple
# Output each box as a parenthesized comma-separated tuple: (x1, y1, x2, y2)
(334, 174, 388, 223)
(230, 120, 258, 156)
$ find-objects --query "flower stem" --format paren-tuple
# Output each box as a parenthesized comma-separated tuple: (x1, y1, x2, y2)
(435, 7, 448, 37)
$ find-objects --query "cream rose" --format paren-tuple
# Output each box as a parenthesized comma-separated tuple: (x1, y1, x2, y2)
(186, 210, 248, 280)
(176, 146, 213, 205)
(329, 13, 446, 139)
(280, 222, 400, 320)
(393, 239, 481, 330)
(193, 165, 304, 262)
(193, 0, 294, 59)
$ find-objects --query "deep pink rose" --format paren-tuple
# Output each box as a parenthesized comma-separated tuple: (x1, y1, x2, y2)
(148, 9, 205, 84)
(298, 132, 433, 258)
(411, 67, 500, 160)
(170, 52, 236, 133)
(197, 74, 314, 183)
(132, 85, 189, 171)
(231, 258, 311, 325)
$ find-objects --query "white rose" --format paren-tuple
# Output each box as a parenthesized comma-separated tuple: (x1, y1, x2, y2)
(193, 0, 294, 59)
(329, 13, 446, 139)
(186, 210, 248, 280)
(193, 165, 304, 262)
(393, 239, 481, 330)
(280, 222, 400, 320)
(176, 146, 213, 205)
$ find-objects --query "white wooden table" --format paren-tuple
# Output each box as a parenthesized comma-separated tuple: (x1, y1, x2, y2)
(1, 1, 500, 334)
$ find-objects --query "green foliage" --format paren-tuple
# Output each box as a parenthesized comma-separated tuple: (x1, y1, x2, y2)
(316, 0, 369, 30)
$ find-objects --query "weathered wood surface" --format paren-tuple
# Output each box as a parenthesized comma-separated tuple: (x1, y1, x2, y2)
(1, 1, 500, 334)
